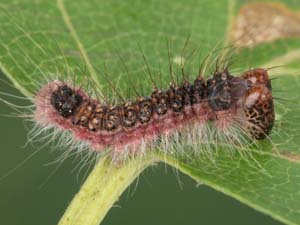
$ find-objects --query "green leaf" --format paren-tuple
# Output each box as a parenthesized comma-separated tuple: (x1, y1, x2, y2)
(1, 0, 300, 225)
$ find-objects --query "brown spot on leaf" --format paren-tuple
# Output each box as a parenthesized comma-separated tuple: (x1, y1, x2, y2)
(230, 2, 300, 47)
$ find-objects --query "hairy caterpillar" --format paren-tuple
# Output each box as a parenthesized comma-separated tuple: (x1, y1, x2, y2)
(34, 63, 275, 160)
(0, 1, 284, 165)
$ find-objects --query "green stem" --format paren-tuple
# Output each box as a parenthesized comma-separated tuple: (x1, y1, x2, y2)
(58, 155, 159, 225)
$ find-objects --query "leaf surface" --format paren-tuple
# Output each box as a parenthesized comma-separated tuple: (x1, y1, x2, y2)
(0, 0, 300, 224)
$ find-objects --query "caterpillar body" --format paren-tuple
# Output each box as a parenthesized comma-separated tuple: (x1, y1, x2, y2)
(35, 67, 275, 157)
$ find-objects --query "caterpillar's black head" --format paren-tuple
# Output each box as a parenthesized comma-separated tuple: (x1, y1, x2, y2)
(51, 85, 83, 118)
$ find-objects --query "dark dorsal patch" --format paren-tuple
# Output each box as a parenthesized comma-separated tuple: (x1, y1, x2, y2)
(72, 101, 95, 127)
(182, 81, 194, 105)
(103, 107, 120, 131)
(151, 90, 169, 116)
(138, 98, 153, 124)
(193, 76, 206, 104)
(88, 105, 107, 131)
(207, 70, 232, 111)
(168, 83, 184, 113)
(51, 85, 83, 118)
(120, 102, 138, 128)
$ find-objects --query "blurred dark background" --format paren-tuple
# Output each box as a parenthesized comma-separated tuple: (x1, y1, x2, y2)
(0, 71, 282, 225)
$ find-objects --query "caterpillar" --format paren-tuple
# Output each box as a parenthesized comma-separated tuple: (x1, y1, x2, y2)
(34, 65, 275, 159)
